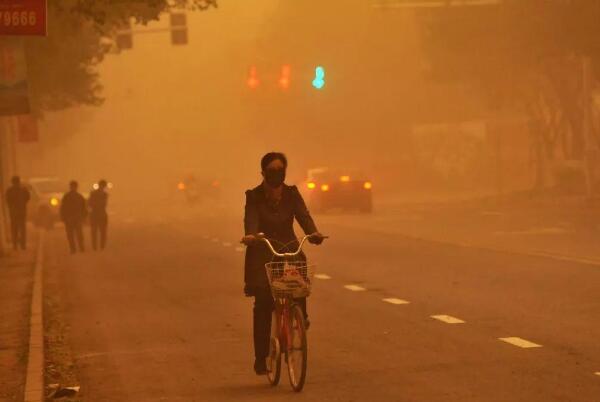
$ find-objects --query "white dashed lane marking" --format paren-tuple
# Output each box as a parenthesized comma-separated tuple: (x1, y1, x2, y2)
(314, 274, 331, 280)
(499, 337, 542, 348)
(382, 298, 410, 305)
(344, 284, 366, 292)
(201, 235, 209, 240)
(235, 246, 245, 252)
(222, 242, 232, 247)
(211, 238, 219, 243)
(431, 315, 465, 324)
(595, 372, 600, 377)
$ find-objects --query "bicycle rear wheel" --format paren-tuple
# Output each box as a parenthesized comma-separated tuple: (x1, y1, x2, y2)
(267, 311, 281, 385)
(286, 304, 307, 392)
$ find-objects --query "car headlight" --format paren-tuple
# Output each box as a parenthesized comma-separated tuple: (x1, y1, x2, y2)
(363, 182, 372, 190)
(307, 182, 316, 190)
(50, 197, 59, 207)
(321, 184, 330, 192)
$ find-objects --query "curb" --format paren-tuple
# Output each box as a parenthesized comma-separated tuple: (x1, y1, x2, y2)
(24, 229, 45, 402)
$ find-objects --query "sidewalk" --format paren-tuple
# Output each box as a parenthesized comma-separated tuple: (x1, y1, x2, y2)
(0, 230, 38, 402)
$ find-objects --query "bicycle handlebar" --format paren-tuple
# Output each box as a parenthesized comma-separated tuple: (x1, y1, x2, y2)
(256, 233, 326, 258)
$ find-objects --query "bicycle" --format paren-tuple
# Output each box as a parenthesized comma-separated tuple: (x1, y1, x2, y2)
(257, 233, 325, 392)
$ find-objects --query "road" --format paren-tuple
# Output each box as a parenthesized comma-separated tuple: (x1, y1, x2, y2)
(43, 208, 600, 402)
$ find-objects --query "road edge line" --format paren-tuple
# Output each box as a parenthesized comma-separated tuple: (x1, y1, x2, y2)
(24, 229, 45, 402)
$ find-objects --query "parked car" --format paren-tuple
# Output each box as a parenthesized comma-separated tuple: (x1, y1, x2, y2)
(26, 177, 65, 228)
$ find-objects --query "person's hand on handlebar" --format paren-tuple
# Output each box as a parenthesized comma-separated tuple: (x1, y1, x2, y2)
(308, 232, 326, 245)
(241, 234, 257, 245)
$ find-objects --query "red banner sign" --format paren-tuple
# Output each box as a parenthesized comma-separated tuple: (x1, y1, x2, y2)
(0, 39, 30, 116)
(0, 0, 46, 36)
(17, 114, 37, 142)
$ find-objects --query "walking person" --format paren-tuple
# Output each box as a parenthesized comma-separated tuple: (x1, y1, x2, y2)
(60, 181, 87, 254)
(5, 176, 30, 250)
(241, 152, 324, 375)
(89, 179, 109, 250)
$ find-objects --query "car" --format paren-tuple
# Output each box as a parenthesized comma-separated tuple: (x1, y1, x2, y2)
(26, 177, 66, 228)
(176, 175, 221, 205)
(302, 167, 373, 213)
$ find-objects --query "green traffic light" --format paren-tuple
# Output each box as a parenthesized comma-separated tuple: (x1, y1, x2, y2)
(312, 66, 325, 90)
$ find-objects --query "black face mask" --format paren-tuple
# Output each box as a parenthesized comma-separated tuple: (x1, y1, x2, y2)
(264, 168, 286, 188)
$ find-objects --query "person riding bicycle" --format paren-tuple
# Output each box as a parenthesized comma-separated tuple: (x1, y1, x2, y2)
(241, 152, 324, 375)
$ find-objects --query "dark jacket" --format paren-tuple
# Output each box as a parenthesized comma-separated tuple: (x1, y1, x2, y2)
(6, 185, 30, 217)
(88, 189, 108, 219)
(244, 184, 318, 292)
(60, 191, 87, 223)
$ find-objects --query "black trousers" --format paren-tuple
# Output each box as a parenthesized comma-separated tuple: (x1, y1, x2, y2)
(9, 214, 26, 250)
(91, 215, 108, 250)
(253, 288, 307, 360)
(65, 221, 84, 253)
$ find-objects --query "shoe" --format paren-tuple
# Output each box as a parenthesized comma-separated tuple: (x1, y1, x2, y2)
(254, 358, 267, 375)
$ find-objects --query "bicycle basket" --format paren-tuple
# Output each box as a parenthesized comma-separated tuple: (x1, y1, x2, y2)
(265, 261, 315, 299)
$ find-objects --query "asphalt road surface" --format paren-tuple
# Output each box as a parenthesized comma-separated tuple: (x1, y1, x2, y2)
(43, 209, 600, 402)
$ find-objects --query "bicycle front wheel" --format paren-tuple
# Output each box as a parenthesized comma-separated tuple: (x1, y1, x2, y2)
(267, 312, 281, 386)
(286, 304, 307, 392)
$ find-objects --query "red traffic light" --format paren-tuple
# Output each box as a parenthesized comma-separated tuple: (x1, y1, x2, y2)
(278, 64, 291, 90)
(247, 65, 259, 89)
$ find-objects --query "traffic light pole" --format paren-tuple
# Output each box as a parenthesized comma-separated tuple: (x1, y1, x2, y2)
(115, 13, 188, 50)
(371, 0, 501, 8)
(123, 27, 180, 35)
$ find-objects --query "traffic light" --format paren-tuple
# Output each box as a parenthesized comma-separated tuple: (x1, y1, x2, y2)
(116, 22, 133, 50)
(245, 65, 326, 90)
(312, 66, 325, 89)
(279, 64, 291, 90)
(170, 12, 188, 45)
(247, 65, 259, 89)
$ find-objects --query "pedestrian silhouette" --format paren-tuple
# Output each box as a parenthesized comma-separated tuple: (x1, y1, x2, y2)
(5, 176, 30, 250)
(60, 181, 86, 254)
